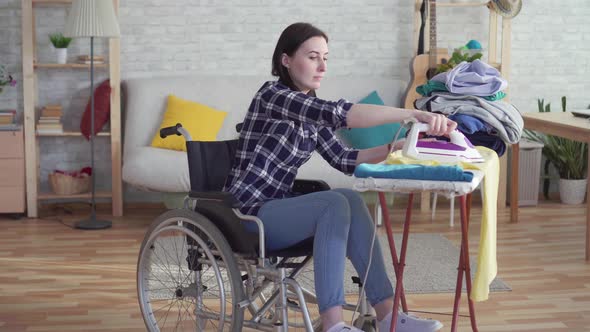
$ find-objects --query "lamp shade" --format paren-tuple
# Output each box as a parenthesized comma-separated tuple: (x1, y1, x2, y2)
(64, 0, 120, 38)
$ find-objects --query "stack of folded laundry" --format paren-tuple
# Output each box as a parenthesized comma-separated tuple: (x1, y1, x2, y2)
(414, 59, 523, 157)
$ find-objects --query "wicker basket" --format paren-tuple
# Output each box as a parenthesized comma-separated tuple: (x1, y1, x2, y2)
(49, 172, 91, 195)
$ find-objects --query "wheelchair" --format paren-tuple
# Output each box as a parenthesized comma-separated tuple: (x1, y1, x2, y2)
(137, 123, 378, 332)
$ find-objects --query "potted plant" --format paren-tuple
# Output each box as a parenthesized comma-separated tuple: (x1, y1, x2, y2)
(0, 64, 17, 95)
(526, 97, 588, 204)
(49, 33, 73, 64)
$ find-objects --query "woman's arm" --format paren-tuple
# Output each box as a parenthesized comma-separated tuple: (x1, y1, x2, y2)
(349, 105, 458, 165)
(354, 139, 406, 165)
(355, 144, 390, 165)
(346, 104, 457, 137)
(260, 83, 352, 128)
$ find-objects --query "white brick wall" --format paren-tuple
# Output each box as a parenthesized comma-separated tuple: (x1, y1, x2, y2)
(1, 0, 589, 201)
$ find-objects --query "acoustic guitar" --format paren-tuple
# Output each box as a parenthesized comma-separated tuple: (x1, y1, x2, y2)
(403, 0, 449, 110)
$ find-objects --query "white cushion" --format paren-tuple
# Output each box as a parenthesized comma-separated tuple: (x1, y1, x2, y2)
(122, 146, 190, 192)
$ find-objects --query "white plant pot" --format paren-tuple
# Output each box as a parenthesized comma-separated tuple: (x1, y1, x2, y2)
(559, 178, 587, 205)
(56, 48, 67, 64)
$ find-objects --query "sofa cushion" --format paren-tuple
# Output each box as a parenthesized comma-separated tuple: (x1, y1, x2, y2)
(150, 95, 227, 152)
(337, 90, 406, 149)
(80, 79, 110, 139)
(122, 146, 191, 192)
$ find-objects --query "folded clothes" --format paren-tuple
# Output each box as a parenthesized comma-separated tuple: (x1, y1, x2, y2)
(431, 60, 508, 96)
(354, 163, 474, 182)
(416, 80, 506, 101)
(415, 92, 523, 144)
(448, 114, 492, 134)
(463, 131, 506, 157)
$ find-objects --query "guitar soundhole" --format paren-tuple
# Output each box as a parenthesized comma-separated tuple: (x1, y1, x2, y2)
(426, 58, 448, 80)
(426, 68, 437, 80)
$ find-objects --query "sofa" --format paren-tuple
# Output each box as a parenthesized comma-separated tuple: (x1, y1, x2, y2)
(121, 75, 406, 195)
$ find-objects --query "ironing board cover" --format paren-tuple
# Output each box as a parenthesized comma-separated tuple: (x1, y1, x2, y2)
(353, 168, 484, 198)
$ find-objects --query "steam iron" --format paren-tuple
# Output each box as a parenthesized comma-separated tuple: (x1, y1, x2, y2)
(401, 122, 485, 163)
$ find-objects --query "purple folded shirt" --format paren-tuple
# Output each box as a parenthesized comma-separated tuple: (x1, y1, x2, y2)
(431, 60, 507, 97)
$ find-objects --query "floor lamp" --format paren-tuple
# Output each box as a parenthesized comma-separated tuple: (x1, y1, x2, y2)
(64, 0, 120, 230)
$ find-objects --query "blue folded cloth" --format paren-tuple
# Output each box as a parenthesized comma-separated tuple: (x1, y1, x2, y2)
(354, 163, 474, 182)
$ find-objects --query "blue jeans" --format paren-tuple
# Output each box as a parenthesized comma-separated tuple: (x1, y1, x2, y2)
(251, 188, 394, 313)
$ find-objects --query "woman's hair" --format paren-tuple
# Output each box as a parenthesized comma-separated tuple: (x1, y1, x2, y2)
(271, 22, 328, 95)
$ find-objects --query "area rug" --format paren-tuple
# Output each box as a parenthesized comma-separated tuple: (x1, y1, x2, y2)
(146, 233, 510, 299)
(302, 233, 511, 295)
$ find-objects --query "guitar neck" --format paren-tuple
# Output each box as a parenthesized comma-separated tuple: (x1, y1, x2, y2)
(429, 0, 437, 70)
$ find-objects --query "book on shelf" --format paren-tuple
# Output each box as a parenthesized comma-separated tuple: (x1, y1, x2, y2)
(77, 55, 104, 61)
(0, 112, 19, 131)
(36, 121, 64, 134)
(38, 105, 63, 129)
(0, 110, 16, 124)
(43, 104, 62, 110)
(40, 108, 62, 118)
(38, 119, 61, 124)
(37, 122, 62, 128)
(0, 117, 15, 125)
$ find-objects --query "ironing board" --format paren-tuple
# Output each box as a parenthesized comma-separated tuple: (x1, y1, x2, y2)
(353, 170, 484, 332)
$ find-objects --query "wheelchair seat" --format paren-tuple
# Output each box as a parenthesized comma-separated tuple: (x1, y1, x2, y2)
(191, 192, 316, 259)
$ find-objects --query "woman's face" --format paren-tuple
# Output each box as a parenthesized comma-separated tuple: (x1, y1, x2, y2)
(281, 36, 328, 93)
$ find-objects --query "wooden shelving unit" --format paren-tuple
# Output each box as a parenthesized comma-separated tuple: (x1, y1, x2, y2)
(21, 0, 123, 218)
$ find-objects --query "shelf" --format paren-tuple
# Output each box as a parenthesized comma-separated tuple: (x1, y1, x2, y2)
(433, 2, 488, 7)
(33, 0, 71, 4)
(38, 191, 112, 200)
(36, 131, 111, 137)
(34, 63, 108, 69)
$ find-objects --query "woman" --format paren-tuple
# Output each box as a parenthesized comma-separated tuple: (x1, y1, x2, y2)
(223, 22, 456, 332)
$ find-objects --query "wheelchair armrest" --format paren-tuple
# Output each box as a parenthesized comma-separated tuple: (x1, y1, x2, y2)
(292, 179, 331, 195)
(188, 191, 239, 207)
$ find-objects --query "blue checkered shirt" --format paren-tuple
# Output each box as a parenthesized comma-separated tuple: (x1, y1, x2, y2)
(223, 81, 359, 216)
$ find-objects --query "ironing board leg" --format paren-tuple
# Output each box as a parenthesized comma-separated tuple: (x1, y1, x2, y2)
(450, 194, 479, 332)
(378, 192, 408, 313)
(379, 192, 413, 332)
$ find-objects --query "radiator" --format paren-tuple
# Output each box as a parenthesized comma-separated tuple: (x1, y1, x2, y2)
(508, 139, 544, 206)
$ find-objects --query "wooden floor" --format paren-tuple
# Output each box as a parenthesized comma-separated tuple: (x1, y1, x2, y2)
(1, 199, 590, 331)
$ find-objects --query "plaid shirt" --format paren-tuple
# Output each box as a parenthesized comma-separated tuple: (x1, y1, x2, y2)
(223, 81, 359, 216)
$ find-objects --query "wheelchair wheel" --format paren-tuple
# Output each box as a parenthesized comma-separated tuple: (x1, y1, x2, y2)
(137, 209, 245, 332)
(282, 257, 322, 331)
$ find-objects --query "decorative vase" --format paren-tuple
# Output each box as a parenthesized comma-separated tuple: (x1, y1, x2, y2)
(56, 48, 68, 64)
(559, 178, 587, 205)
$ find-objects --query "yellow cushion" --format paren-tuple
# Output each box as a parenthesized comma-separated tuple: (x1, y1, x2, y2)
(151, 95, 227, 152)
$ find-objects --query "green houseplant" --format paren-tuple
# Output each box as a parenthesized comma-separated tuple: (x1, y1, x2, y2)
(49, 33, 73, 64)
(435, 50, 483, 75)
(525, 97, 588, 204)
(0, 64, 17, 94)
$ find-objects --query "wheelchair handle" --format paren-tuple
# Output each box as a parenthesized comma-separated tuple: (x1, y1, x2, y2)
(159, 123, 192, 141)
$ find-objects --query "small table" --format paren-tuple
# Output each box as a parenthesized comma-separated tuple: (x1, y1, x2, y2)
(354, 171, 487, 332)
(510, 112, 590, 261)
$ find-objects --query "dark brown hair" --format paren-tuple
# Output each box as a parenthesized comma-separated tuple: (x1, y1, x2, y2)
(271, 22, 328, 95)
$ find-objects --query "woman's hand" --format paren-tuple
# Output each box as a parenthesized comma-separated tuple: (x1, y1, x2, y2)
(412, 110, 457, 136)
